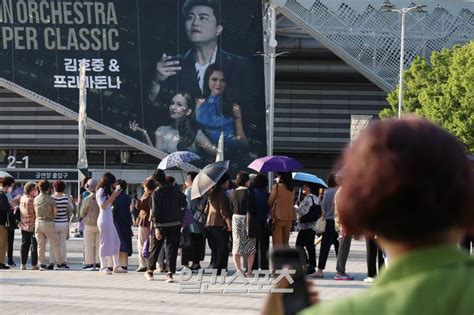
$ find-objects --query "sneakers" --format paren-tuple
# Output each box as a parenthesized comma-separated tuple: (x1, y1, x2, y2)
(8, 261, 16, 267)
(31, 265, 39, 270)
(0, 263, 10, 270)
(144, 271, 154, 281)
(39, 264, 47, 271)
(20, 264, 27, 270)
(166, 273, 174, 283)
(313, 270, 324, 278)
(363, 277, 374, 283)
(136, 267, 147, 272)
(190, 264, 201, 271)
(47, 264, 54, 270)
(334, 273, 354, 281)
(83, 264, 95, 271)
(305, 265, 316, 276)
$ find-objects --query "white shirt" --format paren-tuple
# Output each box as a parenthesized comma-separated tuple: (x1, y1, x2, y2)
(195, 46, 217, 93)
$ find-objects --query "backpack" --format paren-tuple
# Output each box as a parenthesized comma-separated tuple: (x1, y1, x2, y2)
(300, 196, 322, 223)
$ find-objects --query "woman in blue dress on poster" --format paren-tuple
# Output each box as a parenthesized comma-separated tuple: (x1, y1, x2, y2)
(196, 64, 248, 154)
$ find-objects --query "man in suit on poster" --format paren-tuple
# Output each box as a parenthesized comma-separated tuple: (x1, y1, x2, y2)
(147, 0, 254, 110)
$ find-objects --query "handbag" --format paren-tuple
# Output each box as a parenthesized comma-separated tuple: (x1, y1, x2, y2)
(181, 207, 194, 228)
(5, 210, 18, 229)
(142, 230, 152, 258)
(315, 217, 327, 234)
(245, 190, 258, 238)
(264, 184, 279, 235)
(78, 219, 85, 233)
(193, 199, 208, 225)
(5, 207, 19, 230)
(300, 196, 322, 223)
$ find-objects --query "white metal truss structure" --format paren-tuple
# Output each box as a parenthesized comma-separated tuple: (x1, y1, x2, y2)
(272, 0, 474, 91)
(0, 78, 200, 172)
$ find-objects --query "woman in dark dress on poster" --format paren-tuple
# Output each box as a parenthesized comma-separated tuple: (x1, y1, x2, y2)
(113, 179, 133, 270)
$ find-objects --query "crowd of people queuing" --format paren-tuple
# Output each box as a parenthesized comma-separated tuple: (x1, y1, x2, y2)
(1, 164, 472, 281)
(0, 123, 473, 286)
(0, 118, 473, 315)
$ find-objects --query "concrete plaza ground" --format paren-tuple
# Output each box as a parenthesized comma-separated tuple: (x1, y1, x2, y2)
(0, 227, 372, 314)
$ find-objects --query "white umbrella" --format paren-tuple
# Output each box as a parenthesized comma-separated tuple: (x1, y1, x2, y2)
(0, 171, 13, 178)
(157, 151, 201, 170)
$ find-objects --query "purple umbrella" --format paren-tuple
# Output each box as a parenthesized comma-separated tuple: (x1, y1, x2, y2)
(248, 155, 303, 173)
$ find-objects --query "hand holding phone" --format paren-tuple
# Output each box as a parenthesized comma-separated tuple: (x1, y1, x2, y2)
(271, 248, 311, 315)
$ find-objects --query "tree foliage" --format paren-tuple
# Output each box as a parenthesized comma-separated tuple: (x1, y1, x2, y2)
(380, 41, 474, 153)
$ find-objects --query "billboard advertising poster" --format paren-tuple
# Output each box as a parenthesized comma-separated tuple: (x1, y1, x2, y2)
(0, 0, 266, 173)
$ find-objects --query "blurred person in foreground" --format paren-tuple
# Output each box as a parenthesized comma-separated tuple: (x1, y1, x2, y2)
(262, 117, 474, 315)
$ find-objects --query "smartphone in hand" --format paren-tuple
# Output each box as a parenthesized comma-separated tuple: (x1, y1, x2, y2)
(271, 247, 311, 315)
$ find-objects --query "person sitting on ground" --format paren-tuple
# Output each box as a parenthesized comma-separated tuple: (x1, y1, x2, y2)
(262, 117, 474, 315)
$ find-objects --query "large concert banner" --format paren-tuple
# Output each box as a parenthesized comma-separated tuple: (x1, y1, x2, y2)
(0, 0, 266, 171)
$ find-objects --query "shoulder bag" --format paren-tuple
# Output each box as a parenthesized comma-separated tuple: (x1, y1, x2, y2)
(299, 196, 322, 223)
(192, 198, 208, 225)
(245, 190, 258, 238)
(265, 184, 278, 235)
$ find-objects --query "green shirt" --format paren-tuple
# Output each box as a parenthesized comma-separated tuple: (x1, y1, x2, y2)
(299, 244, 474, 315)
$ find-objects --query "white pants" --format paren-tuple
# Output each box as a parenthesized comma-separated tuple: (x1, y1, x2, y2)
(83, 225, 100, 265)
(36, 220, 63, 265)
(50, 222, 69, 264)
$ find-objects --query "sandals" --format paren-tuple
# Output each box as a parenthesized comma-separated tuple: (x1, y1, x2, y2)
(113, 267, 127, 273)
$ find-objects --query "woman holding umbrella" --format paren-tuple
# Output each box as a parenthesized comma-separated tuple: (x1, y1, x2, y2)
(268, 172, 296, 247)
(295, 184, 321, 275)
(205, 173, 232, 274)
